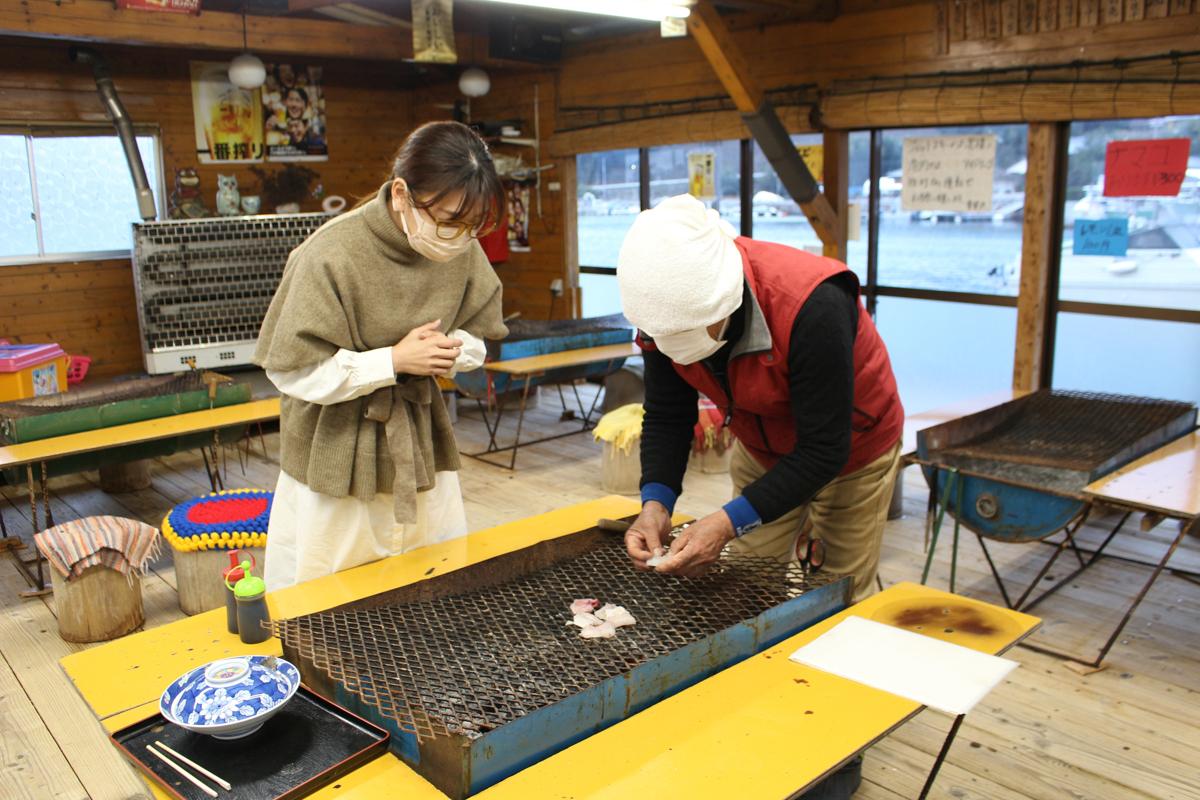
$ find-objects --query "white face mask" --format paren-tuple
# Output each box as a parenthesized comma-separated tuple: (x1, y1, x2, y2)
(653, 319, 729, 365)
(395, 192, 475, 263)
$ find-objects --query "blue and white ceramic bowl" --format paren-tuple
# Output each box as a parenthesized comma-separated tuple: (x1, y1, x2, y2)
(160, 656, 300, 740)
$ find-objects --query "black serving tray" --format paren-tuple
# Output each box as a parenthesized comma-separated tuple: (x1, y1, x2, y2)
(111, 686, 389, 800)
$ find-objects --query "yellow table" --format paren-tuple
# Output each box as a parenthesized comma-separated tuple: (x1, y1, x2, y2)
(62, 496, 1039, 800)
(0, 397, 281, 595)
(468, 342, 639, 469)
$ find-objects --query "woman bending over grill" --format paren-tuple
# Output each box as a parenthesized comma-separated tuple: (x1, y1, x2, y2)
(255, 121, 507, 589)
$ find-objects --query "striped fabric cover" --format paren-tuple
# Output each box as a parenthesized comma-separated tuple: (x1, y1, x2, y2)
(34, 516, 160, 581)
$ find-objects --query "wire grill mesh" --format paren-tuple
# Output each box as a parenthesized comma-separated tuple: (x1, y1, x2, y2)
(132, 214, 329, 353)
(275, 536, 835, 742)
(939, 390, 1195, 472)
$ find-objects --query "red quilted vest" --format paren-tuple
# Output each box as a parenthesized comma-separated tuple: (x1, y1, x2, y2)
(641, 237, 903, 475)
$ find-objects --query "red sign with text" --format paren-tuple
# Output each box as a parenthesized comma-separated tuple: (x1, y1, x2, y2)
(115, 0, 201, 14)
(1103, 138, 1191, 197)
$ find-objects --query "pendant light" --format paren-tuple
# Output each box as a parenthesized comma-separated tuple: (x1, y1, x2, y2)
(228, 3, 266, 90)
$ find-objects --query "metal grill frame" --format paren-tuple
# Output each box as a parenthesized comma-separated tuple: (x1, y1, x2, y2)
(277, 525, 850, 799)
(920, 389, 1197, 495)
(131, 214, 329, 374)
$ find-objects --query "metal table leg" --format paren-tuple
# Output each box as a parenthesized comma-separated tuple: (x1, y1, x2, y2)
(1, 463, 52, 598)
(1021, 514, 1196, 669)
(918, 714, 966, 800)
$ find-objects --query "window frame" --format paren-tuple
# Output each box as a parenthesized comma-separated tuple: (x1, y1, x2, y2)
(575, 119, 1200, 370)
(0, 124, 167, 267)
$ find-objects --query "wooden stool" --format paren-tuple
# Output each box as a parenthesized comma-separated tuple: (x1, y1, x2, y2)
(161, 489, 272, 616)
(173, 546, 266, 615)
(52, 564, 143, 643)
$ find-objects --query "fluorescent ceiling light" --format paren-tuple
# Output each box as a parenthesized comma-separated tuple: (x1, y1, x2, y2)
(471, 1, 691, 21)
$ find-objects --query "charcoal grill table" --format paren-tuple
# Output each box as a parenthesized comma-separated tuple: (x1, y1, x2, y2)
(60, 496, 1038, 800)
(910, 389, 1198, 668)
(0, 397, 280, 596)
(465, 342, 639, 469)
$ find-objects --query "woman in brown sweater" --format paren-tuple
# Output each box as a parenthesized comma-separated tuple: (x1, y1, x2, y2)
(255, 121, 508, 589)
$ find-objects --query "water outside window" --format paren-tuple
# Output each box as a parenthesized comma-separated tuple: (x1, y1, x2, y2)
(751, 132, 871, 282)
(577, 148, 639, 270)
(876, 124, 1028, 296)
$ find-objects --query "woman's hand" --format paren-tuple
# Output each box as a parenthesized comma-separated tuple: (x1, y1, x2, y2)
(391, 319, 463, 376)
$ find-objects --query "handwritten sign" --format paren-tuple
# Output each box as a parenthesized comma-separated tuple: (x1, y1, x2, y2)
(1103, 138, 1191, 197)
(1073, 218, 1129, 257)
(901, 135, 996, 213)
(796, 144, 824, 183)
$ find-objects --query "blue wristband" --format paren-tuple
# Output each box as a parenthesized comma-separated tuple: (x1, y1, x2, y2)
(722, 496, 762, 537)
(640, 482, 678, 515)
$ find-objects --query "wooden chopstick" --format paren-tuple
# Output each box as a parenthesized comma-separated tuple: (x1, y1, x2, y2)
(154, 741, 233, 791)
(145, 744, 218, 798)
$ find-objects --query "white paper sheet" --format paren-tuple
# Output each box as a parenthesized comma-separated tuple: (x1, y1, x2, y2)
(788, 616, 1018, 715)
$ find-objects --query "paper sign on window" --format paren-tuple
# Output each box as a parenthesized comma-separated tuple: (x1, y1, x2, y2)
(688, 152, 716, 200)
(901, 135, 996, 213)
(796, 144, 824, 183)
(1073, 218, 1129, 257)
(1103, 138, 1190, 197)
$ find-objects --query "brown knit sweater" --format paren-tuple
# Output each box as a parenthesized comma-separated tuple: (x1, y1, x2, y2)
(255, 181, 507, 521)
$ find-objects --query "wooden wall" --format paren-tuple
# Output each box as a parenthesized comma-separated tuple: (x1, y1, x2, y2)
(411, 70, 581, 321)
(551, 0, 1200, 152)
(0, 37, 420, 378)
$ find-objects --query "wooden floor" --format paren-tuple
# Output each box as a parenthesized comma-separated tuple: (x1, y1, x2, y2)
(2, 387, 1198, 800)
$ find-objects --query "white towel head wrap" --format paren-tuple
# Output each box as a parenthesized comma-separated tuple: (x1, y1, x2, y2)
(617, 194, 744, 337)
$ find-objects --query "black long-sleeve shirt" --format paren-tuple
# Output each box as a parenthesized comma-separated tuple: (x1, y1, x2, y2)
(639, 275, 859, 526)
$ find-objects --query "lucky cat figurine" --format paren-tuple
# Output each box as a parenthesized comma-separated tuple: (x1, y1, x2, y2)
(216, 174, 241, 216)
(169, 168, 209, 219)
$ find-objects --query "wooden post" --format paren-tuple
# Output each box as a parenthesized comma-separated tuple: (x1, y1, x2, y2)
(687, 1, 842, 250)
(52, 565, 143, 643)
(822, 129, 850, 262)
(98, 460, 151, 493)
(1013, 122, 1065, 392)
(174, 546, 266, 615)
(561, 157, 582, 319)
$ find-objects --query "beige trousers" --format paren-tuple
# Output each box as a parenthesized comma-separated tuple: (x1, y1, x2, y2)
(726, 439, 901, 602)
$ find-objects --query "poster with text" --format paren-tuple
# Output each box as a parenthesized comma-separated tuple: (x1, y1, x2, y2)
(190, 61, 264, 163)
(263, 64, 328, 162)
(688, 152, 716, 200)
(901, 134, 996, 213)
(1103, 138, 1190, 197)
(796, 144, 824, 183)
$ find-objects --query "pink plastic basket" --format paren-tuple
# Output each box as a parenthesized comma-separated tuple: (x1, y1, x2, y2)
(66, 355, 92, 385)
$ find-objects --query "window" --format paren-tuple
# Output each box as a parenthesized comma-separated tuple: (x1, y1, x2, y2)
(876, 124, 1028, 296)
(1053, 313, 1200, 405)
(577, 149, 640, 270)
(648, 140, 742, 224)
(875, 297, 1017, 415)
(1058, 117, 1200, 313)
(752, 132, 871, 282)
(580, 273, 623, 318)
(1049, 115, 1200, 403)
(0, 131, 162, 263)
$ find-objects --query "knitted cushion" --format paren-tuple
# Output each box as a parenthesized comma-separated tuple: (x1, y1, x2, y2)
(162, 489, 272, 553)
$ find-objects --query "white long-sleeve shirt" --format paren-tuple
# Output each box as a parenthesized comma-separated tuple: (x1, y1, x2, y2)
(262, 328, 484, 590)
(265, 328, 485, 404)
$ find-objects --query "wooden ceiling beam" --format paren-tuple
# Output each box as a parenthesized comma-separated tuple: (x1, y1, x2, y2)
(0, 0, 413, 60)
(687, 0, 843, 253)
